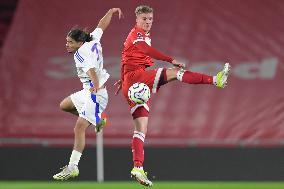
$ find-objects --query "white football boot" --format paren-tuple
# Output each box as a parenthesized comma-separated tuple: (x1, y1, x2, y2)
(131, 167, 153, 187)
(214, 63, 231, 88)
(53, 164, 79, 180)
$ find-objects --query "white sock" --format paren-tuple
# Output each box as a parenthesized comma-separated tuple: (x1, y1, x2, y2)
(135, 166, 144, 170)
(133, 131, 145, 142)
(213, 76, 217, 86)
(176, 69, 185, 81)
(69, 150, 82, 166)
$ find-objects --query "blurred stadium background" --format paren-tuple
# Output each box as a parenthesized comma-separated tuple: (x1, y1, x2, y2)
(0, 0, 284, 188)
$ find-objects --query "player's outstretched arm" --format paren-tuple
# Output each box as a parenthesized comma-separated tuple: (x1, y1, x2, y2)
(135, 41, 186, 68)
(97, 8, 123, 31)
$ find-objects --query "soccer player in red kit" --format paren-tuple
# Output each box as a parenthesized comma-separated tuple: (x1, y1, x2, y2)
(115, 5, 230, 187)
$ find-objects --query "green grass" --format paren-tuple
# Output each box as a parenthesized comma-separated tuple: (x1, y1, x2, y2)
(1, 181, 284, 189)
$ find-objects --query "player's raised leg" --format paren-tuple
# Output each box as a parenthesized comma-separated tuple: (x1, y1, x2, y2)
(59, 96, 79, 116)
(165, 63, 231, 88)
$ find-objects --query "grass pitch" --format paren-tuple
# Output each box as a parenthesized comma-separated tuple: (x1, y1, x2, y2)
(1, 181, 284, 189)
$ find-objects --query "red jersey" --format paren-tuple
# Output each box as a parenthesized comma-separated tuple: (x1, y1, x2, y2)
(121, 26, 174, 111)
(121, 26, 154, 70)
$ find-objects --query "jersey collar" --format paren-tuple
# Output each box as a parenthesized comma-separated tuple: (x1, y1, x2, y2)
(135, 25, 150, 36)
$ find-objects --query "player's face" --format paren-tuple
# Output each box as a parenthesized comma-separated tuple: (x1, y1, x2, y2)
(66, 36, 83, 53)
(136, 13, 153, 32)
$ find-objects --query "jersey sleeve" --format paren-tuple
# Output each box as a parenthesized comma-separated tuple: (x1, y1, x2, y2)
(135, 41, 174, 63)
(74, 48, 87, 65)
(90, 28, 103, 41)
(75, 48, 96, 73)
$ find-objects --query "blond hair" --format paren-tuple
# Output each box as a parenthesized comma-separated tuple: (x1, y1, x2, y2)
(135, 5, 153, 16)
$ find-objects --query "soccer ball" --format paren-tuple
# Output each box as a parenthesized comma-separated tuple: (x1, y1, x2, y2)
(128, 82, 151, 104)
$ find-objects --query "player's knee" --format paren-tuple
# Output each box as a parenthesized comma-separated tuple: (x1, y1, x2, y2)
(59, 100, 71, 112)
(59, 97, 75, 112)
(166, 68, 179, 81)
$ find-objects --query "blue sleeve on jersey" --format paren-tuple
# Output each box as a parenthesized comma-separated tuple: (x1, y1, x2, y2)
(75, 50, 84, 63)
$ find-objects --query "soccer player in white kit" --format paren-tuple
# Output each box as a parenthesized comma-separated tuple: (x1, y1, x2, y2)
(53, 8, 123, 180)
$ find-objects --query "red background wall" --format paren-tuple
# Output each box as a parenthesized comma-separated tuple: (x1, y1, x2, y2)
(1, 0, 283, 147)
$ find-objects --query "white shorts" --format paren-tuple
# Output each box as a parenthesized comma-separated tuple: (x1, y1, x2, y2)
(70, 87, 108, 126)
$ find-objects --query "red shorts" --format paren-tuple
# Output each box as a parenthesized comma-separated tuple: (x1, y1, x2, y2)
(122, 68, 164, 117)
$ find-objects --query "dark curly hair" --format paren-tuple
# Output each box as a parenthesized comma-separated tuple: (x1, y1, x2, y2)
(67, 27, 92, 42)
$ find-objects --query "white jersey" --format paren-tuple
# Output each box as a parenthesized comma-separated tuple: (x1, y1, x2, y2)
(73, 28, 110, 89)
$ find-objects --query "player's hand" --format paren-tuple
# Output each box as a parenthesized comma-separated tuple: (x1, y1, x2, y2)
(114, 80, 122, 95)
(111, 8, 123, 19)
(172, 59, 186, 69)
(89, 87, 98, 94)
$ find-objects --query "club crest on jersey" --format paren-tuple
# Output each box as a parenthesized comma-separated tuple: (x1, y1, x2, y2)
(137, 32, 143, 39)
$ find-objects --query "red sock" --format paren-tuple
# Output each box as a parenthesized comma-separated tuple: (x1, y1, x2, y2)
(132, 131, 145, 167)
(178, 70, 213, 84)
